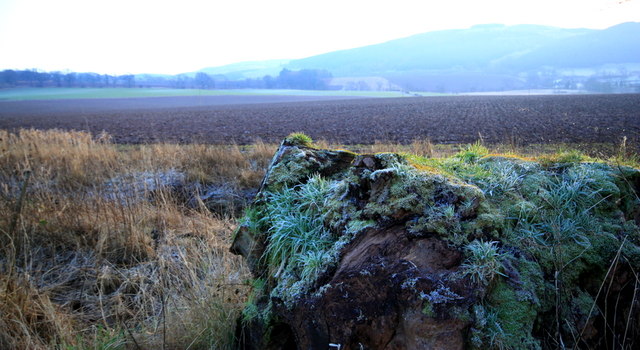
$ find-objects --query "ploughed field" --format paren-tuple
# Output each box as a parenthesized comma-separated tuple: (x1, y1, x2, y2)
(0, 93, 638, 148)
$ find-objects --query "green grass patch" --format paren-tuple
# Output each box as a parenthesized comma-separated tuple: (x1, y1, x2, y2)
(0, 87, 410, 101)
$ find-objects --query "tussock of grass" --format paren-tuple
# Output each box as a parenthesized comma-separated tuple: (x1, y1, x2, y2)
(284, 132, 314, 148)
(461, 240, 507, 286)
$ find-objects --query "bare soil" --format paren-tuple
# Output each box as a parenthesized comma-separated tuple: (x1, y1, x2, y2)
(0, 94, 638, 148)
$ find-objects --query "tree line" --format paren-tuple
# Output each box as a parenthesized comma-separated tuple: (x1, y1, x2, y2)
(0, 68, 333, 90)
(150, 68, 333, 90)
(0, 69, 136, 88)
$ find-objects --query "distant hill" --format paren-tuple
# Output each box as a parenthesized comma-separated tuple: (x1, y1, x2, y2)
(287, 24, 593, 76)
(197, 59, 290, 80)
(499, 22, 640, 70)
(195, 23, 640, 92)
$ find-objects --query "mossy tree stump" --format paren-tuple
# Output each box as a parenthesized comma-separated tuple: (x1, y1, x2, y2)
(232, 136, 640, 350)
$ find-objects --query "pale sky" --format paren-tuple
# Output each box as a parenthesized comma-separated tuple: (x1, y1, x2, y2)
(0, 0, 638, 75)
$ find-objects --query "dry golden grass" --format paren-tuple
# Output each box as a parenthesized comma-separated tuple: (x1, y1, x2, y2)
(127, 141, 275, 187)
(0, 275, 76, 349)
(0, 129, 267, 349)
(0, 129, 118, 187)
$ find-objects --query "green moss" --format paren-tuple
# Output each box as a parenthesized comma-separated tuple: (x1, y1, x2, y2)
(242, 278, 267, 324)
(345, 219, 376, 234)
(270, 270, 314, 309)
(373, 152, 406, 167)
(422, 302, 435, 317)
(460, 207, 505, 242)
(237, 206, 264, 238)
(611, 165, 640, 218)
(622, 237, 640, 268)
(264, 148, 316, 189)
(408, 204, 462, 237)
(469, 305, 488, 348)
(537, 149, 591, 168)
(451, 305, 471, 323)
(349, 154, 487, 243)
(567, 288, 598, 333)
(486, 281, 541, 350)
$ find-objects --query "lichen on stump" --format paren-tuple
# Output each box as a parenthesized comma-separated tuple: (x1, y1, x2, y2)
(231, 136, 640, 350)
